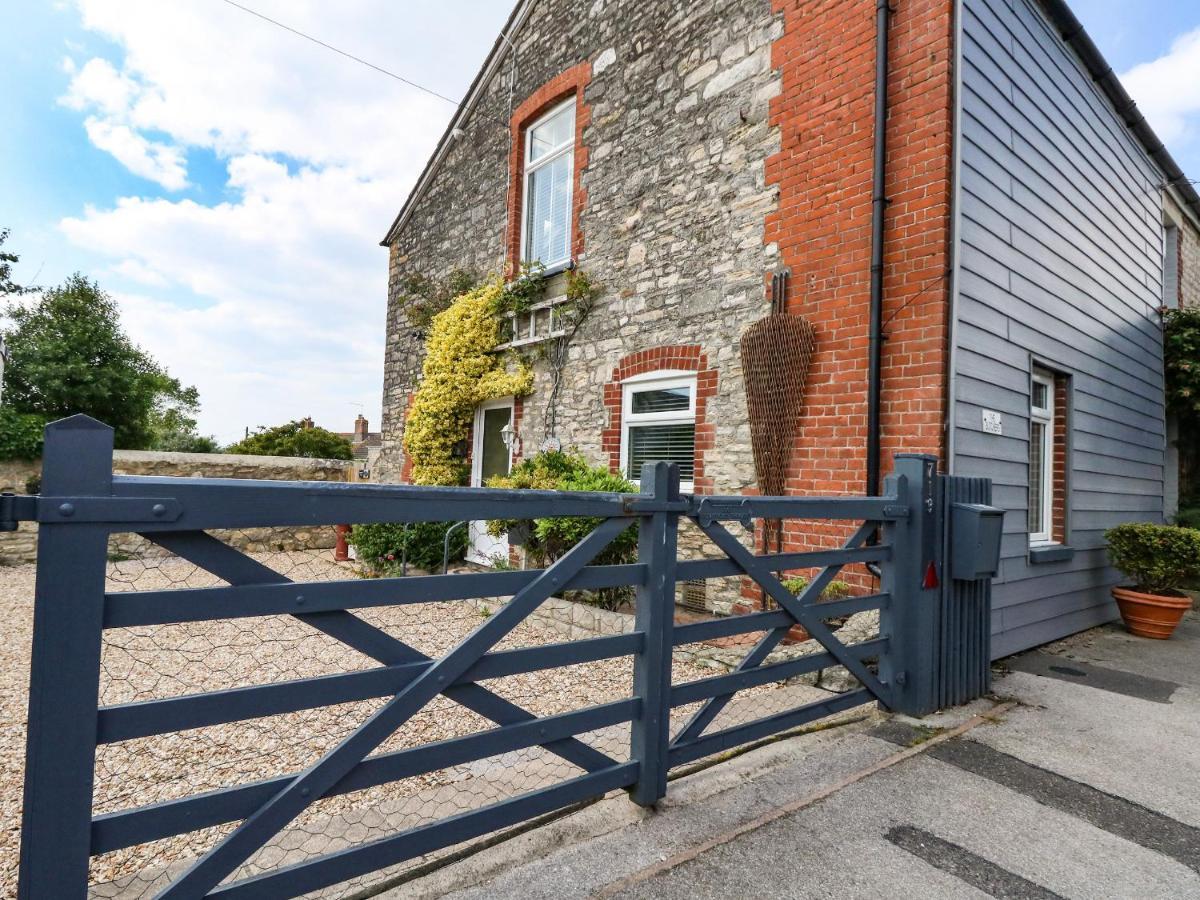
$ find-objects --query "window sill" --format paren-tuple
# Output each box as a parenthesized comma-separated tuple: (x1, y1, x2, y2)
(1029, 544, 1074, 564)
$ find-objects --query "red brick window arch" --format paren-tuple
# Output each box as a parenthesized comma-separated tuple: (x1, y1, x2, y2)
(506, 63, 592, 275)
(602, 346, 718, 493)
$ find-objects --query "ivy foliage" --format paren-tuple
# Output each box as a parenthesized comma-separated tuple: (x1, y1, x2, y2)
(1105, 521, 1200, 595)
(496, 262, 547, 317)
(348, 521, 467, 574)
(399, 268, 480, 331)
(403, 280, 533, 485)
(227, 420, 354, 460)
(1164, 307, 1200, 420)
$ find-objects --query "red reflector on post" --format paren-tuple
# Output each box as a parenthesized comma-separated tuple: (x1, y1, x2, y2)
(923, 561, 940, 590)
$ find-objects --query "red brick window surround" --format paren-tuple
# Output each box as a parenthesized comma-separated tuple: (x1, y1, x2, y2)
(506, 63, 592, 276)
(1029, 367, 1069, 545)
(602, 346, 718, 494)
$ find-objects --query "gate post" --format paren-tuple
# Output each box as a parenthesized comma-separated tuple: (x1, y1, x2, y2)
(880, 454, 942, 717)
(19, 416, 115, 900)
(629, 461, 680, 806)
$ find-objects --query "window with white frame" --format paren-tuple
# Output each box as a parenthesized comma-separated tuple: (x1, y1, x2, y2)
(1028, 370, 1055, 544)
(621, 373, 697, 487)
(522, 99, 575, 268)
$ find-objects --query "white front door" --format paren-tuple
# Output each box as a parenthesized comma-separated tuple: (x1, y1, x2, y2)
(468, 398, 514, 565)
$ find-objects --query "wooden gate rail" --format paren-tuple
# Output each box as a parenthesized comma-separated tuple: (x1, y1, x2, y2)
(16, 415, 999, 899)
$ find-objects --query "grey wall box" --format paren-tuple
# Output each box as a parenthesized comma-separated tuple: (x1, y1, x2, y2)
(950, 502, 1005, 581)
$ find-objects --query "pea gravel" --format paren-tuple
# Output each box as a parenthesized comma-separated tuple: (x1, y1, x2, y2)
(1, 551, 836, 899)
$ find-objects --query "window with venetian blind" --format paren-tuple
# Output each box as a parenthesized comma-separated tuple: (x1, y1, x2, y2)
(621, 373, 697, 487)
(522, 99, 575, 269)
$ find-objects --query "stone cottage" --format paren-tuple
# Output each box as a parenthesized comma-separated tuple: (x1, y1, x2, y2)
(378, 0, 1200, 657)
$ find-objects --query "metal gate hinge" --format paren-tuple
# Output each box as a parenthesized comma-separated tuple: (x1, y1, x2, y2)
(35, 496, 183, 524)
(0, 493, 37, 531)
(881, 505, 910, 518)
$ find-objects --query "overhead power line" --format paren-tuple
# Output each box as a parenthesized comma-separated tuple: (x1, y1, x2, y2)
(217, 0, 461, 108)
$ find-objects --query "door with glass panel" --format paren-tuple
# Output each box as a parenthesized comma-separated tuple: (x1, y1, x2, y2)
(468, 398, 514, 565)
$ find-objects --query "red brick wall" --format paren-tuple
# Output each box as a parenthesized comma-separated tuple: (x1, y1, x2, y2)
(765, 0, 955, 517)
(505, 63, 592, 276)
(760, 0, 955, 588)
(602, 345, 718, 494)
(1052, 375, 1069, 544)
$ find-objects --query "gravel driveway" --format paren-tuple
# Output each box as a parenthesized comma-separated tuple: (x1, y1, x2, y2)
(1, 549, 836, 899)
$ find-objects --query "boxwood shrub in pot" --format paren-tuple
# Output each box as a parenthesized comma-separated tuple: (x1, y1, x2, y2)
(1104, 522, 1200, 639)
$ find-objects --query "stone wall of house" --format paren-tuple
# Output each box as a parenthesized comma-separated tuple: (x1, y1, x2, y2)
(379, 0, 783, 501)
(0, 451, 352, 565)
(379, 0, 784, 611)
(1166, 194, 1200, 309)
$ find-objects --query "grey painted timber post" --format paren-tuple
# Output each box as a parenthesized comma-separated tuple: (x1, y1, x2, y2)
(19, 416, 116, 900)
(880, 454, 941, 716)
(629, 461, 679, 806)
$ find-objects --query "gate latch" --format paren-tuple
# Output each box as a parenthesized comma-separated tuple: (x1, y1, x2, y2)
(695, 498, 755, 531)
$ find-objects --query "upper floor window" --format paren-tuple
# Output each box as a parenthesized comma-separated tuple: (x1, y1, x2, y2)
(621, 372, 697, 488)
(522, 100, 575, 268)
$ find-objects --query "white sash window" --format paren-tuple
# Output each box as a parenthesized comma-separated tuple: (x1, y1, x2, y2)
(522, 100, 575, 268)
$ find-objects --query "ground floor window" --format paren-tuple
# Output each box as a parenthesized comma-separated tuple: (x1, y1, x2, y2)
(1029, 366, 1069, 545)
(621, 372, 697, 488)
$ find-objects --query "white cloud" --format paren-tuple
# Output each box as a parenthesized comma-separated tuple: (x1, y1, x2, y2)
(83, 117, 189, 190)
(55, 0, 510, 442)
(1122, 27, 1200, 147)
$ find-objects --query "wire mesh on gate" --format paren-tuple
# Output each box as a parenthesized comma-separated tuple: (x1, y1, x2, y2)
(87, 529, 721, 899)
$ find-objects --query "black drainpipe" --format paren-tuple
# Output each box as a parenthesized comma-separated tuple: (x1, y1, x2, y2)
(867, 0, 892, 499)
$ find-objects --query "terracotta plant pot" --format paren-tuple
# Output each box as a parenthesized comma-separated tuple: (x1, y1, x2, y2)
(1112, 586, 1192, 640)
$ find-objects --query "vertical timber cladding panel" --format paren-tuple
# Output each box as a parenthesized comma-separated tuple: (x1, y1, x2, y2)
(378, 0, 784, 490)
(956, 0, 1168, 657)
(765, 0, 955, 576)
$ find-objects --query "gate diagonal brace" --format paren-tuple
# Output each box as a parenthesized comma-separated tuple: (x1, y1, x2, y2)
(156, 517, 631, 900)
(697, 520, 891, 703)
(142, 533, 615, 775)
(672, 520, 879, 747)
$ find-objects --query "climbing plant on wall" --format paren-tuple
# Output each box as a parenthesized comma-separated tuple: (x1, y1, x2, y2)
(402, 279, 533, 485)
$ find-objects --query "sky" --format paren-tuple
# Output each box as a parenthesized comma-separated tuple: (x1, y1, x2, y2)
(2, 0, 1199, 445)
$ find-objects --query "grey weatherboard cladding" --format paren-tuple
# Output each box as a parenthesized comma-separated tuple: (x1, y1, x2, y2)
(954, 0, 1168, 657)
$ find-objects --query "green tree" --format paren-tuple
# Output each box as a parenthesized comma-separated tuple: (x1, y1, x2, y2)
(146, 380, 220, 453)
(3, 273, 200, 449)
(227, 420, 353, 460)
(0, 229, 34, 297)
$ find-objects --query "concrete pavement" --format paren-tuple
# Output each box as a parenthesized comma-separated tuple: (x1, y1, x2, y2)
(381, 609, 1200, 899)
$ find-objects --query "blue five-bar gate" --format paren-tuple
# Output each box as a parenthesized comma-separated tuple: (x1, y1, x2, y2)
(14, 416, 999, 898)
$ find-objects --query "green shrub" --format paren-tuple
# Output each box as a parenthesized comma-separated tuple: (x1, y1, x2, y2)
(487, 450, 638, 611)
(349, 521, 467, 574)
(1104, 522, 1200, 595)
(782, 577, 854, 602)
(227, 420, 353, 460)
(0, 407, 49, 460)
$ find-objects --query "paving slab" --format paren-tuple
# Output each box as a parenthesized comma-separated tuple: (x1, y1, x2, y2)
(381, 610, 1200, 899)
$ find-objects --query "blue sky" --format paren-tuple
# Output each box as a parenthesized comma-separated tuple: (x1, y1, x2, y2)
(2, 0, 1198, 443)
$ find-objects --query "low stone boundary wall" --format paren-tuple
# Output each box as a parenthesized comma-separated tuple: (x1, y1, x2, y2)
(0, 450, 353, 565)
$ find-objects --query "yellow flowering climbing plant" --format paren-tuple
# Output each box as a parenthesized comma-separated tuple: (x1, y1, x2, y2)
(402, 279, 533, 485)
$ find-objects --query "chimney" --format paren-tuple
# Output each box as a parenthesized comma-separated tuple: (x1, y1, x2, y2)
(354, 414, 369, 442)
